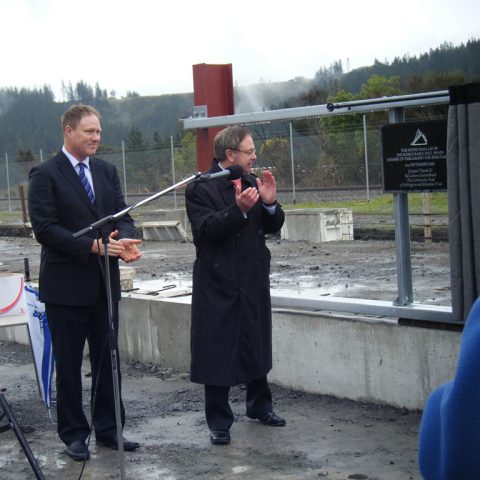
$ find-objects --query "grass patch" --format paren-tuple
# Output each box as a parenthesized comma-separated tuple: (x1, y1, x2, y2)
(284, 192, 448, 215)
(0, 192, 449, 223)
(0, 211, 24, 223)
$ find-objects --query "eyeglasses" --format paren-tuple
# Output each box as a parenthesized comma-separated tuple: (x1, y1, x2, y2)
(230, 148, 256, 156)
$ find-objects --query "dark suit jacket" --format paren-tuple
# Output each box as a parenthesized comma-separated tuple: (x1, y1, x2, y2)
(28, 151, 134, 306)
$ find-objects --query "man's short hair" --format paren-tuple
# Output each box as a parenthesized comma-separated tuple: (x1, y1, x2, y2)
(214, 126, 251, 161)
(61, 104, 100, 131)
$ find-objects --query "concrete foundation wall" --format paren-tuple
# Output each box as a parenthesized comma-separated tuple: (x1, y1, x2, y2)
(117, 295, 191, 372)
(269, 310, 460, 409)
(1, 295, 461, 410)
(116, 295, 460, 410)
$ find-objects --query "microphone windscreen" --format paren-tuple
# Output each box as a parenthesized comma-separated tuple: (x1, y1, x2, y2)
(227, 165, 244, 180)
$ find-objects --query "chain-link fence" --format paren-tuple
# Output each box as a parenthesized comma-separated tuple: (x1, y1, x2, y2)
(0, 112, 445, 214)
(249, 117, 384, 205)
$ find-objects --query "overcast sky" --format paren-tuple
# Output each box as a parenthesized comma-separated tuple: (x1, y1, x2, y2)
(1, 0, 478, 100)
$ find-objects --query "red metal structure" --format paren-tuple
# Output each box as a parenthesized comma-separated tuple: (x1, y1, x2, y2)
(192, 63, 234, 172)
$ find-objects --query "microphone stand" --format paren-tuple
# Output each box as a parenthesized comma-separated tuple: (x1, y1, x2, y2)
(101, 224, 125, 477)
(72, 167, 241, 239)
(72, 172, 201, 480)
(73, 173, 200, 240)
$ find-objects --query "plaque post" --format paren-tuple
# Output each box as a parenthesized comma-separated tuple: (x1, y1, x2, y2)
(389, 107, 413, 306)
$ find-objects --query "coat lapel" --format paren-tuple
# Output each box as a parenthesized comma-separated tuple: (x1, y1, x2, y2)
(218, 173, 237, 206)
(56, 152, 97, 215)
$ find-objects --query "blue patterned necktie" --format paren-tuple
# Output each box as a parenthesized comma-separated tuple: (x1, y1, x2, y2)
(77, 162, 95, 205)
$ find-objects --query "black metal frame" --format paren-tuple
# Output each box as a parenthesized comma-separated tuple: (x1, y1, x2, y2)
(0, 391, 46, 480)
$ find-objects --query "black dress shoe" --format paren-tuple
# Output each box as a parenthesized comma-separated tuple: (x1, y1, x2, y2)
(251, 412, 286, 426)
(210, 430, 230, 445)
(96, 435, 140, 451)
(65, 440, 90, 461)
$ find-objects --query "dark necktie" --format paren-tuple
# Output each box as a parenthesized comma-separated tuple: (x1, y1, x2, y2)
(78, 162, 95, 205)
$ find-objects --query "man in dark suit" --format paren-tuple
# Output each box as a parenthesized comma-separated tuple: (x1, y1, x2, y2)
(185, 126, 286, 445)
(28, 104, 142, 461)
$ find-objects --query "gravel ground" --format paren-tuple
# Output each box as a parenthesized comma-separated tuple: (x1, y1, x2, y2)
(0, 234, 451, 479)
(1, 340, 422, 480)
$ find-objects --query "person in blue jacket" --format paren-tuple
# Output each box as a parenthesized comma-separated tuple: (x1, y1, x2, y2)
(419, 297, 480, 479)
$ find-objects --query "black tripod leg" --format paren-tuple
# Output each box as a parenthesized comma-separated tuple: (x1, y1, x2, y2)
(0, 393, 46, 480)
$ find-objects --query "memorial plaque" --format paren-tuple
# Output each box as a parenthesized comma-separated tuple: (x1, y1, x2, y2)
(381, 120, 447, 192)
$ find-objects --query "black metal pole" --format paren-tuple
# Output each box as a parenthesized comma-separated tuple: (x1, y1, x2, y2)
(0, 392, 46, 480)
(100, 230, 126, 479)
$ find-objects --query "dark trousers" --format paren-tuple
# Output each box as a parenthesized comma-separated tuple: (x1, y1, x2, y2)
(46, 295, 125, 446)
(205, 376, 273, 432)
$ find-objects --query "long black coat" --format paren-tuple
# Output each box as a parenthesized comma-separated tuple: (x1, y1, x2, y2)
(185, 162, 285, 386)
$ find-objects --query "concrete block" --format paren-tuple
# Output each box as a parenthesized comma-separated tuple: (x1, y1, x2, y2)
(137, 208, 191, 239)
(281, 208, 353, 243)
(141, 220, 187, 241)
(119, 266, 136, 291)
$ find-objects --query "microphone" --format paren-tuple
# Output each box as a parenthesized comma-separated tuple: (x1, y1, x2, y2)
(196, 165, 244, 182)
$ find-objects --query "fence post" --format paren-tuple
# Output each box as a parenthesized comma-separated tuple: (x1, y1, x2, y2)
(363, 115, 370, 201)
(423, 192, 432, 242)
(170, 136, 177, 209)
(18, 185, 28, 236)
(5, 153, 11, 212)
(289, 122, 296, 205)
(121, 140, 128, 203)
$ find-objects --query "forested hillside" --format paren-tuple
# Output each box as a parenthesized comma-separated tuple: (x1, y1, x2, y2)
(0, 85, 193, 159)
(341, 38, 480, 93)
(0, 38, 479, 164)
(278, 38, 480, 108)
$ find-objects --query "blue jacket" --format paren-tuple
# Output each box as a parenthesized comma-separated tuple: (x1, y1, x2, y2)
(419, 298, 480, 479)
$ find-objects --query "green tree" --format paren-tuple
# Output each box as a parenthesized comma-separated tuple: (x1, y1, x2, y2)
(74, 81, 95, 104)
(126, 91, 140, 98)
(316, 76, 401, 186)
(259, 137, 290, 188)
(127, 126, 144, 150)
(174, 131, 197, 177)
(359, 74, 401, 98)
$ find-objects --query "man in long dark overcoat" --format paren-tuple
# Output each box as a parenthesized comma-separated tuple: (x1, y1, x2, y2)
(185, 126, 286, 445)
